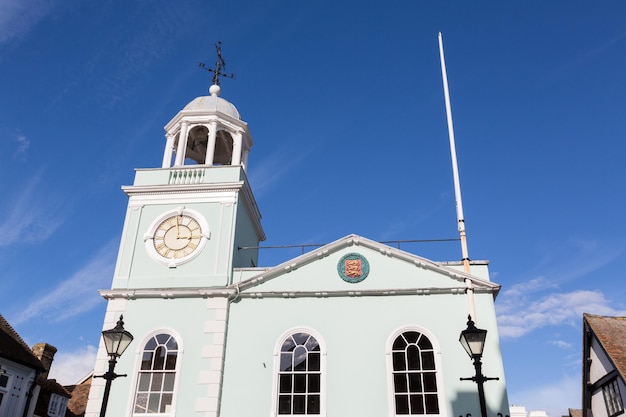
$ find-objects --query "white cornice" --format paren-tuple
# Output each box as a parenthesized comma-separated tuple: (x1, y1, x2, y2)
(122, 181, 246, 196)
(99, 285, 496, 300)
(122, 176, 265, 242)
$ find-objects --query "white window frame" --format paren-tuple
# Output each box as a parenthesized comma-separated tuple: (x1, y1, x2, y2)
(128, 329, 184, 417)
(271, 327, 327, 417)
(385, 326, 446, 417)
(47, 393, 69, 417)
(603, 378, 625, 417)
(0, 371, 10, 416)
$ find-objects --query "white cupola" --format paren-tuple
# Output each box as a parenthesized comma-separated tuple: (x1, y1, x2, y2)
(161, 84, 253, 170)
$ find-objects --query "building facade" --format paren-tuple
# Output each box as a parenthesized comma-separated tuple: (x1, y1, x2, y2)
(85, 83, 510, 417)
(582, 314, 626, 417)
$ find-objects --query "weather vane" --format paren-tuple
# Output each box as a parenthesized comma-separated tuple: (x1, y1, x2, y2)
(198, 41, 235, 88)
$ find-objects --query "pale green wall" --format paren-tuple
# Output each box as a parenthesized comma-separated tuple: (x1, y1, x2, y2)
(220, 247, 509, 417)
(99, 297, 223, 417)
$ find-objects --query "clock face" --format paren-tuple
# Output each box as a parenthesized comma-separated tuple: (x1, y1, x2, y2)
(153, 214, 202, 259)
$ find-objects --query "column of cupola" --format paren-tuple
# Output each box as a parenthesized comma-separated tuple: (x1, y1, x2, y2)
(162, 120, 247, 169)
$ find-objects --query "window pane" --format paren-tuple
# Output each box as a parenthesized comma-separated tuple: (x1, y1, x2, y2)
(280, 353, 293, 371)
(141, 352, 153, 370)
(166, 338, 178, 350)
(305, 336, 319, 352)
(278, 395, 291, 414)
(279, 375, 292, 393)
(154, 346, 166, 370)
(421, 352, 435, 370)
(293, 395, 306, 414)
(308, 353, 320, 371)
(408, 373, 423, 392)
(144, 338, 157, 351)
(148, 393, 160, 413)
(308, 374, 321, 393)
(151, 373, 164, 391)
(394, 374, 408, 393)
(160, 393, 173, 413)
(165, 352, 177, 370)
(396, 395, 410, 414)
(163, 373, 175, 391)
(156, 334, 170, 345)
(425, 394, 439, 414)
(134, 393, 148, 413)
(418, 336, 433, 350)
(0, 375, 8, 387)
(307, 394, 320, 414)
(407, 345, 421, 370)
(393, 336, 407, 350)
(293, 346, 307, 371)
(294, 374, 306, 393)
(138, 373, 150, 391)
(293, 333, 309, 346)
(410, 394, 425, 414)
(393, 352, 407, 371)
(404, 332, 419, 344)
(282, 338, 296, 352)
(423, 373, 437, 392)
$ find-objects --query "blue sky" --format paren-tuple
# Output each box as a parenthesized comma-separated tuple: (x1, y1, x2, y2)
(1, 1, 626, 415)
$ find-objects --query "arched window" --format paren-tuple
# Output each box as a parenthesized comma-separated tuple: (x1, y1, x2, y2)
(276, 332, 323, 415)
(390, 331, 441, 415)
(133, 333, 179, 414)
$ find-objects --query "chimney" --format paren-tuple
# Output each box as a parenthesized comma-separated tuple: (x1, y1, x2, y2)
(32, 343, 57, 379)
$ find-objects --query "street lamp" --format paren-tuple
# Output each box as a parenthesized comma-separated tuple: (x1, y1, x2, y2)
(459, 315, 499, 417)
(96, 315, 134, 417)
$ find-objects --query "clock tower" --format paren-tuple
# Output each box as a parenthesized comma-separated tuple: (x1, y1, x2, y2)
(112, 83, 265, 290)
(86, 83, 265, 417)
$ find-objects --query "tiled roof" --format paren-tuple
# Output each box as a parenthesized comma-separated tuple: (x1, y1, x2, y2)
(584, 313, 626, 381)
(568, 408, 583, 417)
(65, 376, 92, 417)
(0, 314, 45, 371)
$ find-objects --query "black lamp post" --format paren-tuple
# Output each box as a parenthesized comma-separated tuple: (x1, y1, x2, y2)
(95, 315, 134, 417)
(459, 315, 499, 417)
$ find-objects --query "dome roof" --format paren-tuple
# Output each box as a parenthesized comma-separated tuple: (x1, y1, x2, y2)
(183, 94, 240, 120)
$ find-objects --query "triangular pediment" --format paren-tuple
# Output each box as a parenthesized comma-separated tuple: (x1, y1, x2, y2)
(235, 234, 500, 298)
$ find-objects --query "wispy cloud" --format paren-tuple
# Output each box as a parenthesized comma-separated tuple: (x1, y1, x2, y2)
(48, 343, 97, 385)
(12, 132, 30, 160)
(0, 173, 66, 247)
(249, 144, 315, 198)
(509, 374, 579, 417)
(496, 237, 626, 338)
(525, 238, 625, 284)
(497, 289, 626, 339)
(0, 0, 56, 45)
(13, 239, 117, 325)
(502, 277, 558, 298)
(547, 340, 572, 349)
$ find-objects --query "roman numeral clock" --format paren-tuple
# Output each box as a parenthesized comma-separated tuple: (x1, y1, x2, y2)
(144, 207, 210, 267)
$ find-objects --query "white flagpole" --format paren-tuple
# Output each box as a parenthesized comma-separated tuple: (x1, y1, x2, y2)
(438, 32, 477, 322)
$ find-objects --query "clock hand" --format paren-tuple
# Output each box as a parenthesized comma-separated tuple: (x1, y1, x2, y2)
(176, 215, 181, 237)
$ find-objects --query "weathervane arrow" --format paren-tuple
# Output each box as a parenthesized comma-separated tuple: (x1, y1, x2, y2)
(198, 41, 235, 88)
